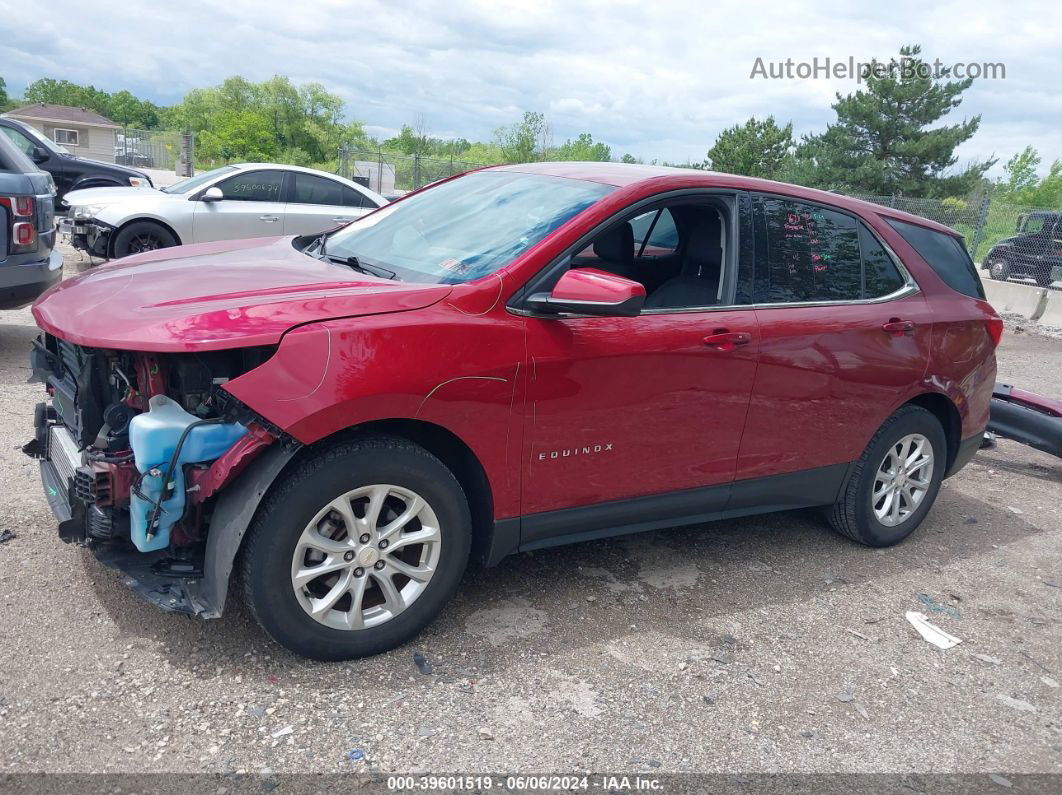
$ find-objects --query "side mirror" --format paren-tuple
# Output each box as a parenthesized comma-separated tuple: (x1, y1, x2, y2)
(527, 268, 645, 317)
(31, 145, 49, 164)
(200, 186, 224, 202)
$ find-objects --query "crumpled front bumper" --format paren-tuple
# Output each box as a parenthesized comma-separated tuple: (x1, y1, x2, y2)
(58, 216, 111, 258)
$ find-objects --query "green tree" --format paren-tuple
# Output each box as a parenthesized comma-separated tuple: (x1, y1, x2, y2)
(621, 153, 639, 164)
(999, 146, 1041, 196)
(0, 76, 10, 111)
(494, 111, 549, 163)
(998, 147, 1062, 207)
(793, 44, 993, 196)
(555, 132, 611, 161)
(705, 116, 793, 179)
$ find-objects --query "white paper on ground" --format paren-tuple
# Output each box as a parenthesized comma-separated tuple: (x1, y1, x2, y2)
(905, 610, 962, 649)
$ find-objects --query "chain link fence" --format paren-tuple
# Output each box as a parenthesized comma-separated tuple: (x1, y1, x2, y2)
(337, 147, 490, 196)
(850, 192, 1061, 289)
(114, 127, 188, 171)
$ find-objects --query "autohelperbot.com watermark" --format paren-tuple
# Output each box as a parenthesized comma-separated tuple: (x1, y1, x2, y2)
(750, 55, 1006, 82)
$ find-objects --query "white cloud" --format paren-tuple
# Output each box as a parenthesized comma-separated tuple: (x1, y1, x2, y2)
(1, 0, 1058, 173)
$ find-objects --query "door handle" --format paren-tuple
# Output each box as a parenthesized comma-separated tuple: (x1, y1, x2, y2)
(882, 318, 916, 336)
(703, 330, 752, 351)
(332, 216, 352, 223)
(259, 215, 280, 223)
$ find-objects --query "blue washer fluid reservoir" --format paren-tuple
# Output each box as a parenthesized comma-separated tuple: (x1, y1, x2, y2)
(128, 395, 247, 553)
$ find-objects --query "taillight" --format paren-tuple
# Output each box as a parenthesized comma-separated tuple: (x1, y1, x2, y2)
(1, 195, 39, 254)
(13, 196, 34, 217)
(985, 316, 1004, 347)
(14, 222, 36, 247)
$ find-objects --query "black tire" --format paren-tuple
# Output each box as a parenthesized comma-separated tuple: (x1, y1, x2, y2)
(988, 259, 1010, 282)
(828, 405, 947, 547)
(240, 436, 472, 661)
(111, 221, 177, 259)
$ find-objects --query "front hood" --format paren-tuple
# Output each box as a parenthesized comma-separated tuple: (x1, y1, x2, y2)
(32, 236, 452, 352)
(64, 185, 161, 207)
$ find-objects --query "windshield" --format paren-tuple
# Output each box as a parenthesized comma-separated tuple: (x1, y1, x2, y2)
(321, 170, 613, 283)
(161, 165, 239, 194)
(7, 120, 70, 155)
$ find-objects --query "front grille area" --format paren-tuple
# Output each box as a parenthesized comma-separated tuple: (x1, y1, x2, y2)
(48, 424, 82, 487)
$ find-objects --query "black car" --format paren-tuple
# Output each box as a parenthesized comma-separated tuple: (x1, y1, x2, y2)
(983, 211, 1062, 288)
(0, 117, 152, 203)
(0, 132, 61, 309)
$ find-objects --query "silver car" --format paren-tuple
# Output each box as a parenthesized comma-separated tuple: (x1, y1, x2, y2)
(61, 163, 387, 260)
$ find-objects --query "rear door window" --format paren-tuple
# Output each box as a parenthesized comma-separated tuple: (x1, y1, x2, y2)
(860, 226, 906, 298)
(292, 173, 344, 206)
(754, 197, 863, 302)
(886, 219, 984, 299)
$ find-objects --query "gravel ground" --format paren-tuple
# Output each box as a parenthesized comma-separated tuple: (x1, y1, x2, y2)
(0, 240, 1059, 777)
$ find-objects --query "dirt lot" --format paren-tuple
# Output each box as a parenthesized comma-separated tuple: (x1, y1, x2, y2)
(0, 242, 1059, 777)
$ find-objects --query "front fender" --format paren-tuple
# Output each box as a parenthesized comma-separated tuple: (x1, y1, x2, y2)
(223, 307, 526, 518)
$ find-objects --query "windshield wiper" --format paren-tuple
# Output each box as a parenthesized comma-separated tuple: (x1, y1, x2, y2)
(324, 252, 398, 281)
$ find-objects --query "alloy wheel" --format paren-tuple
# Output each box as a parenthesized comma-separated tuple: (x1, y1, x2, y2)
(129, 233, 163, 253)
(290, 484, 442, 631)
(872, 433, 934, 527)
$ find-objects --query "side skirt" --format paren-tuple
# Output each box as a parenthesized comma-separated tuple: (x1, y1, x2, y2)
(486, 462, 852, 564)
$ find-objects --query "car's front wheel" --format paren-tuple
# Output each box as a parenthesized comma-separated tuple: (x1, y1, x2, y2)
(240, 436, 472, 661)
(111, 220, 177, 259)
(827, 405, 947, 547)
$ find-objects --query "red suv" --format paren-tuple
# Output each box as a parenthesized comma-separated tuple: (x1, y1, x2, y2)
(27, 163, 1001, 660)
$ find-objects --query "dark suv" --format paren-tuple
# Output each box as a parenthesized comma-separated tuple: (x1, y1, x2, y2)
(983, 211, 1062, 288)
(0, 132, 61, 309)
(0, 117, 151, 203)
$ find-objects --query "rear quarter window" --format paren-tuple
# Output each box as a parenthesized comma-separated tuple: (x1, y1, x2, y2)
(886, 219, 985, 300)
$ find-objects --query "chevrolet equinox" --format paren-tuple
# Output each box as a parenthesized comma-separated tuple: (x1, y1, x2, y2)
(26, 163, 1001, 660)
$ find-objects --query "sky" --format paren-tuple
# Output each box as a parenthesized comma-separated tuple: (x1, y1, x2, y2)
(2, 0, 1059, 176)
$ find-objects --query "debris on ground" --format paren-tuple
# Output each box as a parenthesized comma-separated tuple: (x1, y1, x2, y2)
(477, 727, 494, 740)
(0, 530, 14, 544)
(413, 652, 433, 675)
(1041, 676, 1059, 688)
(854, 701, 869, 720)
(270, 725, 293, 738)
(346, 748, 366, 762)
(905, 611, 962, 649)
(845, 628, 873, 642)
(835, 689, 855, 703)
(995, 694, 1036, 713)
(990, 774, 1013, 788)
(918, 593, 961, 619)
(971, 653, 1002, 665)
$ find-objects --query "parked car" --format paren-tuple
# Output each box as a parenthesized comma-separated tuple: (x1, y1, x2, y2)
(61, 163, 387, 260)
(0, 117, 152, 202)
(115, 149, 154, 168)
(0, 131, 61, 309)
(982, 210, 1062, 288)
(26, 163, 1001, 660)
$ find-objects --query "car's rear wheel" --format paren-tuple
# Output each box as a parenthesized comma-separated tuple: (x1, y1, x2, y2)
(240, 436, 471, 661)
(988, 259, 1011, 281)
(111, 221, 177, 259)
(827, 405, 946, 547)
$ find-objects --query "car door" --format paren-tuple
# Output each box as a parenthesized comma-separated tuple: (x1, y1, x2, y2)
(191, 169, 287, 243)
(734, 194, 935, 492)
(519, 194, 759, 528)
(284, 172, 376, 236)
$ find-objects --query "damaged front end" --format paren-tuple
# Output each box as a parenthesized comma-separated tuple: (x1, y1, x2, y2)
(25, 333, 296, 616)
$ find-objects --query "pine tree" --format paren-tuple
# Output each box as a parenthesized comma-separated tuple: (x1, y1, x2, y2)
(794, 45, 993, 197)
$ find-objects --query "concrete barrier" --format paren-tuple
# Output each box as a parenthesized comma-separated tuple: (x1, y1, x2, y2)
(982, 279, 1049, 321)
(1037, 290, 1062, 326)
